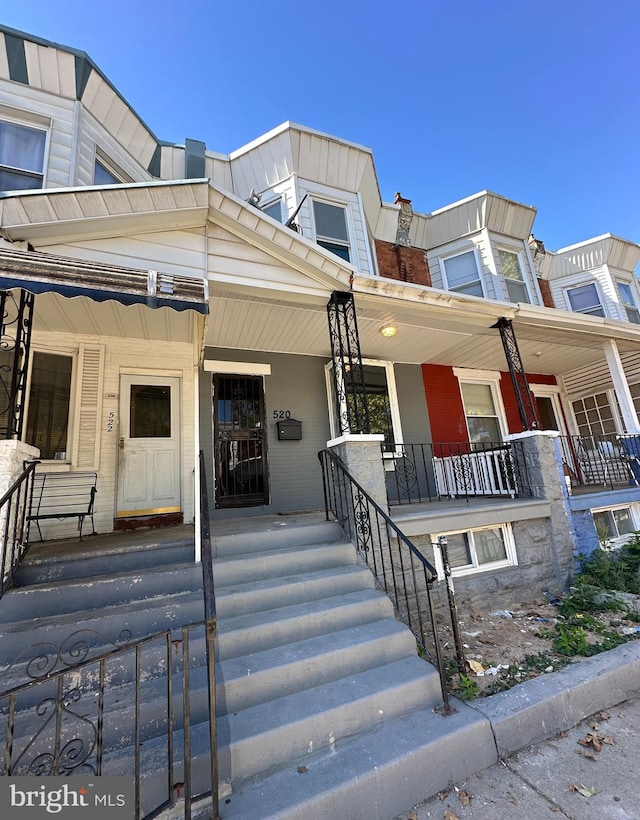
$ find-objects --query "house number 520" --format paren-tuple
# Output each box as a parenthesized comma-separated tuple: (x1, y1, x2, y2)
(273, 410, 291, 419)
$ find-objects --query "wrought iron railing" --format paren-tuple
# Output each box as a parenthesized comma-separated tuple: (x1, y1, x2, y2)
(383, 441, 532, 506)
(0, 454, 219, 820)
(198, 449, 219, 820)
(318, 448, 454, 711)
(557, 433, 640, 491)
(0, 459, 38, 601)
(0, 624, 212, 818)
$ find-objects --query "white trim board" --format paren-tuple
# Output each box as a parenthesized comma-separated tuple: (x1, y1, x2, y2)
(203, 360, 271, 375)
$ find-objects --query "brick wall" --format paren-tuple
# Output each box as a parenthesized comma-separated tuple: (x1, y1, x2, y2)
(538, 277, 555, 308)
(375, 240, 431, 287)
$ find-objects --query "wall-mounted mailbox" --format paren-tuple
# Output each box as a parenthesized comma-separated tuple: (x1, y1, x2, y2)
(277, 419, 302, 441)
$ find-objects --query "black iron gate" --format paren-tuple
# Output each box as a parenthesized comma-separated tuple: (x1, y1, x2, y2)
(213, 374, 268, 507)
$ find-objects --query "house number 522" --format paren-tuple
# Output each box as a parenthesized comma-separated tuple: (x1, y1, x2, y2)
(106, 411, 115, 433)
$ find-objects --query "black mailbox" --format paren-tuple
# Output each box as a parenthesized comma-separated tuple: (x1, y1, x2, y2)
(277, 419, 302, 441)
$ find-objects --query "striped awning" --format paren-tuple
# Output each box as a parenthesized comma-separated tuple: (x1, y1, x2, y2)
(0, 246, 208, 314)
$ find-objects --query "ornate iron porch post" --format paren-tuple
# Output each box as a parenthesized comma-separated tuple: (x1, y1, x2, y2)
(326, 291, 371, 435)
(0, 289, 34, 440)
(493, 317, 539, 431)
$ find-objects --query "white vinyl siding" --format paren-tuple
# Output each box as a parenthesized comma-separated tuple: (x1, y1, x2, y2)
(75, 106, 153, 187)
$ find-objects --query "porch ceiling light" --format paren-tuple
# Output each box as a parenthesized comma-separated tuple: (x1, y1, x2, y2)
(380, 325, 397, 338)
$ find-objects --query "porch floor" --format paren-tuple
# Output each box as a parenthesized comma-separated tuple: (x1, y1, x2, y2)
(23, 512, 330, 565)
(24, 524, 196, 565)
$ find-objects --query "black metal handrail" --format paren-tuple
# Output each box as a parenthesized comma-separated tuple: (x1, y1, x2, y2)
(0, 623, 211, 818)
(0, 455, 220, 820)
(557, 433, 640, 491)
(198, 450, 219, 820)
(318, 448, 453, 711)
(384, 440, 531, 506)
(0, 459, 38, 601)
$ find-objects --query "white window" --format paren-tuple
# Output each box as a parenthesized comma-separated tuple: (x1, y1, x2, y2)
(617, 281, 640, 324)
(312, 200, 351, 262)
(460, 382, 504, 445)
(571, 392, 619, 438)
(442, 250, 484, 297)
(325, 360, 403, 448)
(592, 506, 637, 549)
(565, 282, 605, 317)
(25, 351, 74, 460)
(433, 524, 517, 577)
(93, 148, 131, 185)
(498, 248, 530, 304)
(261, 197, 283, 222)
(0, 118, 47, 191)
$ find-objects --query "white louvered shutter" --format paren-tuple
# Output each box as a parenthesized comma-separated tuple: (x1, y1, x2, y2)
(73, 344, 105, 469)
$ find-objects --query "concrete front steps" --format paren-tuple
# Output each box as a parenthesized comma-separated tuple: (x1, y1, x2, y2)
(0, 519, 497, 819)
(211, 519, 497, 820)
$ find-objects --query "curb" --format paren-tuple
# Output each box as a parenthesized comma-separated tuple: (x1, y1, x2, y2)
(471, 639, 640, 757)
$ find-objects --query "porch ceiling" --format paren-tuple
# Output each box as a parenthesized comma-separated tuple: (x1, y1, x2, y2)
(34, 291, 198, 343)
(206, 288, 640, 376)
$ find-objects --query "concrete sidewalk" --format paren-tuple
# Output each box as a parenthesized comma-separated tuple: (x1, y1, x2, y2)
(397, 686, 640, 819)
(411, 638, 640, 819)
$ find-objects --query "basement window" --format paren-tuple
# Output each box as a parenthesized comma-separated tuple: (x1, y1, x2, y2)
(432, 524, 517, 577)
(592, 506, 637, 549)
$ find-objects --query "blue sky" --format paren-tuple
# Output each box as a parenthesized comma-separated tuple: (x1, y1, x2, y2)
(3, 1, 639, 252)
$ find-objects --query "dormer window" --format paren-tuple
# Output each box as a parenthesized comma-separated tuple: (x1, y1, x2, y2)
(0, 119, 46, 191)
(498, 248, 530, 303)
(93, 148, 131, 185)
(312, 200, 350, 262)
(565, 282, 605, 317)
(617, 281, 640, 324)
(442, 250, 484, 297)
(261, 197, 283, 222)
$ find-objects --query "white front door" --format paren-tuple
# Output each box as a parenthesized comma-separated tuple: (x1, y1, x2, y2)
(116, 375, 181, 518)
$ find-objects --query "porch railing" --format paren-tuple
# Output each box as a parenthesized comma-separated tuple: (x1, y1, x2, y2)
(0, 459, 38, 601)
(0, 624, 212, 818)
(318, 448, 457, 712)
(557, 433, 640, 491)
(384, 441, 532, 506)
(0, 453, 219, 820)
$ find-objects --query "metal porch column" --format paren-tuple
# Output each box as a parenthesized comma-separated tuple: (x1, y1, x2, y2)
(326, 291, 371, 435)
(0, 289, 34, 440)
(493, 317, 540, 431)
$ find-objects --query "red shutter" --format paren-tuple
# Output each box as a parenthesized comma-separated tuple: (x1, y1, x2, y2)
(421, 364, 468, 443)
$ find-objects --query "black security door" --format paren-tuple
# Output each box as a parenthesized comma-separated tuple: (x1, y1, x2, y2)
(213, 375, 268, 507)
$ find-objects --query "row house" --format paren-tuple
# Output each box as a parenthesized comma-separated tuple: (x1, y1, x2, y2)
(1, 24, 640, 608)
